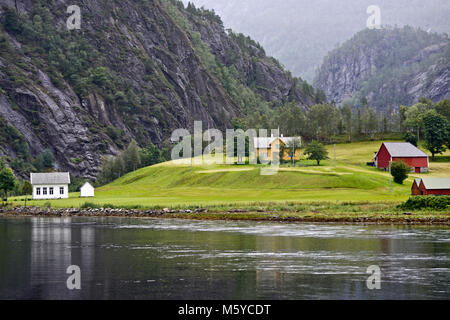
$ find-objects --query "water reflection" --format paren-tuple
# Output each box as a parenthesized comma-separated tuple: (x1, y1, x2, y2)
(0, 217, 449, 299)
(28, 217, 96, 299)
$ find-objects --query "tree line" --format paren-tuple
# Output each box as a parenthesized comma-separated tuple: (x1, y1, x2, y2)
(236, 97, 450, 148)
(97, 141, 170, 186)
(0, 158, 31, 203)
(400, 98, 450, 159)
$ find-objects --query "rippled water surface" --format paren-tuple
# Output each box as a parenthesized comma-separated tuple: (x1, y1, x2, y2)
(0, 216, 449, 299)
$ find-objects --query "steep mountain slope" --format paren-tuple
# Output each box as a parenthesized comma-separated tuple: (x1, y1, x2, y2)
(0, 0, 315, 178)
(186, 0, 450, 81)
(313, 27, 450, 110)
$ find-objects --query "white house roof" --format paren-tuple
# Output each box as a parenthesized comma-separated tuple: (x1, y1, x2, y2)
(383, 142, 428, 158)
(254, 136, 301, 149)
(30, 172, 70, 185)
(421, 178, 450, 190)
(81, 182, 94, 189)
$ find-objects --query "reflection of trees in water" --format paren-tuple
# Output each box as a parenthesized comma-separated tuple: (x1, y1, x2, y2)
(30, 217, 95, 299)
(0, 217, 33, 298)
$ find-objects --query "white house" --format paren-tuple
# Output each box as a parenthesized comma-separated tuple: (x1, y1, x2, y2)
(30, 172, 70, 200)
(80, 182, 95, 198)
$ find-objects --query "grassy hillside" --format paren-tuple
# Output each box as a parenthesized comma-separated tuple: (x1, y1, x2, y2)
(13, 140, 449, 209)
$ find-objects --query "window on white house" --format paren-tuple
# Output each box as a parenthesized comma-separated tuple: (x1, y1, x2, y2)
(36, 188, 41, 195)
(43, 187, 47, 195)
(60, 187, 64, 195)
(49, 187, 54, 195)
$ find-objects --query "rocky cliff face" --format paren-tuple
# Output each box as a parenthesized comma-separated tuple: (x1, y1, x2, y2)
(314, 27, 450, 110)
(0, 0, 315, 178)
(190, 18, 315, 109)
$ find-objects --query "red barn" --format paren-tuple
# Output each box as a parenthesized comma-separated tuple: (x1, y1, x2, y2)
(412, 178, 450, 196)
(411, 179, 422, 195)
(374, 142, 429, 173)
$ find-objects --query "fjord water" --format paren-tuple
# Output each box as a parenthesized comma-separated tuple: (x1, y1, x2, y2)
(0, 216, 448, 300)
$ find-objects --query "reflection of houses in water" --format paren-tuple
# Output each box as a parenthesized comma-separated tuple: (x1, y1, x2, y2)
(30, 217, 95, 299)
(254, 237, 292, 296)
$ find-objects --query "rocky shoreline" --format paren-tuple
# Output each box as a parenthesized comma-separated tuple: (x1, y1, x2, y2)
(1, 206, 449, 225)
(0, 206, 208, 217)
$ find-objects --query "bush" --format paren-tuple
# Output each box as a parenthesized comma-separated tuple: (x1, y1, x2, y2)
(391, 161, 410, 184)
(399, 196, 450, 210)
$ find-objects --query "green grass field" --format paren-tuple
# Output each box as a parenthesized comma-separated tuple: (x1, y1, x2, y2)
(11, 140, 450, 209)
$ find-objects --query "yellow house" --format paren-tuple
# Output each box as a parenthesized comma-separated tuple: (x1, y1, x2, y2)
(254, 135, 302, 162)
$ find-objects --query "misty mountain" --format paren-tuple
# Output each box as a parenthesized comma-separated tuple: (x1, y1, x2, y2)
(186, 0, 450, 81)
(314, 27, 450, 110)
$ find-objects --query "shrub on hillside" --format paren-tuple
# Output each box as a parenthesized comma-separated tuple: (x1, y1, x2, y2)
(391, 161, 410, 184)
(398, 196, 450, 210)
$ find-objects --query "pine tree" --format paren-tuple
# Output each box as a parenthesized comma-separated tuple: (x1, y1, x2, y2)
(42, 149, 55, 169)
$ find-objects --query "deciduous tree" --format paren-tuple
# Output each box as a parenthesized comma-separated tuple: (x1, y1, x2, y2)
(304, 141, 329, 166)
(0, 159, 16, 202)
(341, 104, 352, 142)
(140, 143, 163, 167)
(422, 110, 449, 160)
(123, 140, 141, 172)
(435, 99, 450, 122)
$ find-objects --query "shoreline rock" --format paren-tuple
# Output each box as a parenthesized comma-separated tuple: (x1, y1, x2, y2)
(0, 206, 449, 225)
(0, 206, 208, 217)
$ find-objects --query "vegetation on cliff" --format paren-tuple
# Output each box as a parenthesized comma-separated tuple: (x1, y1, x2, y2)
(314, 27, 450, 110)
(0, 0, 318, 179)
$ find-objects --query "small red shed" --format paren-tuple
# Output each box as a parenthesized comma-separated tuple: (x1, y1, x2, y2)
(412, 178, 450, 196)
(411, 179, 422, 196)
(374, 142, 429, 173)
